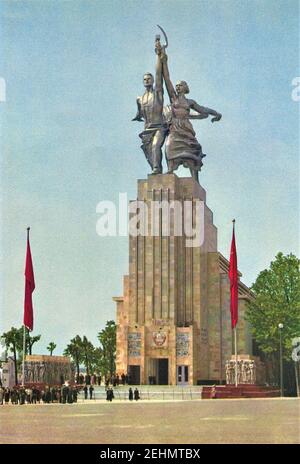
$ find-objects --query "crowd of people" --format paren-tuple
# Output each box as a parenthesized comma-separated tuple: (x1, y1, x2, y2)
(104, 387, 140, 402)
(129, 387, 140, 401)
(0, 369, 143, 405)
(0, 382, 141, 405)
(78, 372, 131, 387)
(0, 384, 80, 405)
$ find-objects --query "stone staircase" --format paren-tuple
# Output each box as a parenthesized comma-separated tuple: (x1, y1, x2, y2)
(78, 384, 281, 401)
(79, 385, 203, 401)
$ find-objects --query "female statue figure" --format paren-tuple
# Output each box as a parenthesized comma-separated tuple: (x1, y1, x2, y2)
(158, 49, 222, 182)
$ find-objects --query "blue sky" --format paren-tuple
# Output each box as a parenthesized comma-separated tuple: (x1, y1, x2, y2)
(0, 0, 299, 355)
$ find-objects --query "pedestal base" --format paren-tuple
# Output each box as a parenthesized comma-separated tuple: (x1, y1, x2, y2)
(202, 384, 280, 399)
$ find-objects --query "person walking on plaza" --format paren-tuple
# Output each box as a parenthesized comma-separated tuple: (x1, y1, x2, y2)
(32, 387, 37, 404)
(89, 385, 94, 400)
(0, 387, 4, 405)
(83, 385, 88, 400)
(51, 387, 56, 403)
(72, 388, 78, 403)
(45, 387, 51, 404)
(210, 385, 217, 399)
(25, 387, 32, 404)
(106, 387, 114, 402)
(67, 386, 73, 403)
(134, 388, 140, 401)
(121, 373, 125, 385)
(19, 388, 26, 405)
(11, 388, 18, 405)
(62, 385, 68, 403)
(128, 387, 133, 401)
(4, 388, 10, 404)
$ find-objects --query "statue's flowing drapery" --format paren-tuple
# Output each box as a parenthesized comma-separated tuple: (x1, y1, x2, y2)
(165, 98, 205, 172)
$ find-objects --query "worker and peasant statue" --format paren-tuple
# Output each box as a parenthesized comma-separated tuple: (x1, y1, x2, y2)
(133, 26, 222, 184)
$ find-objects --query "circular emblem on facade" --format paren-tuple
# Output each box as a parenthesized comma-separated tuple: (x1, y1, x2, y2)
(153, 331, 167, 347)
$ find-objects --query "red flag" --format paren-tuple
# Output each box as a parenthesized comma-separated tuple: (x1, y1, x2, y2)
(23, 229, 35, 331)
(228, 221, 238, 329)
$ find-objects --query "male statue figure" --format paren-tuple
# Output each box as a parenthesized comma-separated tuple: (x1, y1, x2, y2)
(132, 35, 167, 174)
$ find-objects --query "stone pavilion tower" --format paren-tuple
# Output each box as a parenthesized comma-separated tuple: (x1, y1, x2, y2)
(114, 174, 253, 385)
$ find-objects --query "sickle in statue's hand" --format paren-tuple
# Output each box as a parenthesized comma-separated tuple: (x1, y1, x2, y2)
(157, 25, 168, 49)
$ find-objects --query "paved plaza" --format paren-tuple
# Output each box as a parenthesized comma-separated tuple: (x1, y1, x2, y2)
(0, 398, 299, 444)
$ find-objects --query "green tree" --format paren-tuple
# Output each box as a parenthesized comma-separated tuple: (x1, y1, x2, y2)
(81, 336, 95, 375)
(47, 342, 57, 356)
(1, 327, 23, 385)
(64, 335, 83, 382)
(25, 329, 41, 355)
(97, 320, 116, 377)
(1, 327, 42, 385)
(246, 252, 300, 388)
(92, 346, 106, 376)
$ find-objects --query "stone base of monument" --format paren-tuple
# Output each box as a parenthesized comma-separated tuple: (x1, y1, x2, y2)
(201, 354, 280, 398)
(201, 384, 280, 399)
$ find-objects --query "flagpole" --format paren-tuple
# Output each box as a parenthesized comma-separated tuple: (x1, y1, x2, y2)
(294, 362, 300, 397)
(234, 326, 238, 387)
(231, 219, 238, 387)
(22, 226, 30, 387)
(22, 324, 26, 386)
(232, 219, 238, 387)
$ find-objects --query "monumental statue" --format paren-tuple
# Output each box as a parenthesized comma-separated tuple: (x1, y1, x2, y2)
(133, 26, 222, 183)
(132, 28, 168, 174)
(115, 27, 256, 387)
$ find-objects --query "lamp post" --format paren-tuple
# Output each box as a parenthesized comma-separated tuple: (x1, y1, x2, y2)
(278, 323, 284, 397)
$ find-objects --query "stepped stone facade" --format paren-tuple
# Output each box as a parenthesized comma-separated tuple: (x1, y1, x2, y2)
(114, 174, 253, 385)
